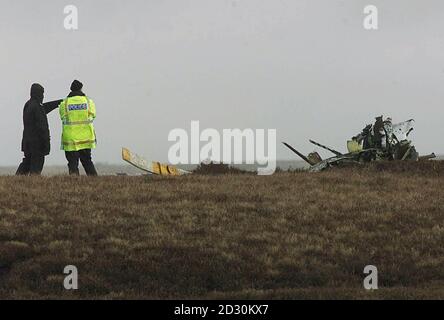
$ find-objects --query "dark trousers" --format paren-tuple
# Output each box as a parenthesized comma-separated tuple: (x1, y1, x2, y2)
(16, 153, 45, 175)
(65, 149, 98, 176)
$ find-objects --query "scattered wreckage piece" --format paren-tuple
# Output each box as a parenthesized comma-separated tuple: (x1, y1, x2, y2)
(309, 139, 342, 156)
(284, 116, 436, 172)
(284, 142, 377, 172)
(282, 142, 315, 165)
(419, 153, 436, 161)
(121, 147, 191, 175)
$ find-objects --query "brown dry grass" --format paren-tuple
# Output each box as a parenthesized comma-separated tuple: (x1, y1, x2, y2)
(0, 163, 443, 299)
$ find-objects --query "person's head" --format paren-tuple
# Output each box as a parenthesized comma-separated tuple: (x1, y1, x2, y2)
(30, 83, 44, 104)
(70, 79, 83, 92)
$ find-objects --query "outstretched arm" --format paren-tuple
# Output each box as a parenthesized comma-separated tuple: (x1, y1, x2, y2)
(43, 99, 63, 114)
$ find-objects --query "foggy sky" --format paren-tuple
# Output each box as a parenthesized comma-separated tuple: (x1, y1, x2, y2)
(1, 0, 443, 166)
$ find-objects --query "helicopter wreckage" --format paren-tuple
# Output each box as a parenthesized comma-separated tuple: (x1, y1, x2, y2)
(283, 116, 436, 172)
(121, 147, 191, 176)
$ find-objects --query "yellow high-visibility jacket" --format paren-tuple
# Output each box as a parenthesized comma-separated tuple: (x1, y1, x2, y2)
(59, 96, 96, 151)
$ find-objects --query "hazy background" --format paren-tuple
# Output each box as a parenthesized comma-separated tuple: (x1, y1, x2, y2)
(1, 0, 443, 167)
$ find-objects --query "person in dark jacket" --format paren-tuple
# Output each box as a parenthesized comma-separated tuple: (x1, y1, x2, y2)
(16, 83, 62, 175)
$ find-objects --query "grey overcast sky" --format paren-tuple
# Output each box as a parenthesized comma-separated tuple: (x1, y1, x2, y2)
(0, 0, 443, 166)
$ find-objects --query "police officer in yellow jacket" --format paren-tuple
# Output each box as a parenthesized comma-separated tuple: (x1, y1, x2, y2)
(59, 80, 98, 176)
